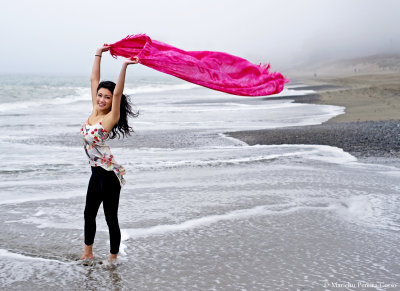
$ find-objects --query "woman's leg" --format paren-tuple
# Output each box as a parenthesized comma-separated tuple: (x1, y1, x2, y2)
(81, 170, 103, 259)
(102, 171, 122, 259)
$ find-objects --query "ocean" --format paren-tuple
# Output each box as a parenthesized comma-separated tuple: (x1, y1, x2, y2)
(0, 74, 399, 290)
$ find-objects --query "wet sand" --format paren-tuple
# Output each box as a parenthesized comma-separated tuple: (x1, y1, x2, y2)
(227, 72, 400, 158)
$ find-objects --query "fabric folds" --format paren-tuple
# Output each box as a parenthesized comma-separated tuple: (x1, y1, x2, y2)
(107, 34, 288, 96)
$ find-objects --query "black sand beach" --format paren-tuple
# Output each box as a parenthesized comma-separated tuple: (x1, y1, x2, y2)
(228, 120, 400, 158)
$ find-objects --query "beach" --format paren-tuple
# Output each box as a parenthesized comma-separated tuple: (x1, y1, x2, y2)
(228, 70, 400, 160)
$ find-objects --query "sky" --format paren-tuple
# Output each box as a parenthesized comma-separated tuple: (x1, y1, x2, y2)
(0, 0, 399, 76)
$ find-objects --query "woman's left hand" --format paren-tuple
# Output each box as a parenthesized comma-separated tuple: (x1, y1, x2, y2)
(124, 56, 139, 65)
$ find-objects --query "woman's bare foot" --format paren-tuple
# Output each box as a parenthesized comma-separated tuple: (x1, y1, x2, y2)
(108, 253, 118, 262)
(80, 244, 94, 260)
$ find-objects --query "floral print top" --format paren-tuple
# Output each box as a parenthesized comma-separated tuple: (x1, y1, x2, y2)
(80, 119, 126, 187)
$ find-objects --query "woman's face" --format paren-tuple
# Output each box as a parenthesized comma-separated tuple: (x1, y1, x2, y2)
(96, 88, 113, 111)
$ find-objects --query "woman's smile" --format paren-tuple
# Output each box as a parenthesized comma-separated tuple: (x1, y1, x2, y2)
(96, 88, 113, 110)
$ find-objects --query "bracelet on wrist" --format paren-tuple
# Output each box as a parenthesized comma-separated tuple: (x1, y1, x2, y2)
(95, 54, 101, 57)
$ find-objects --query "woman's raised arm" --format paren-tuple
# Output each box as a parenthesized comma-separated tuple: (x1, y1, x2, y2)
(101, 57, 139, 132)
(90, 46, 110, 108)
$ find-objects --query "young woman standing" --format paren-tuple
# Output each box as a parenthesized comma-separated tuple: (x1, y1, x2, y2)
(80, 45, 138, 262)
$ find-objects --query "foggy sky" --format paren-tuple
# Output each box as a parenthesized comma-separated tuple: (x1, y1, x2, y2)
(1, 0, 399, 76)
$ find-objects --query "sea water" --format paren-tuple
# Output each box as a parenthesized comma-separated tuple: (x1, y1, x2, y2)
(0, 74, 399, 290)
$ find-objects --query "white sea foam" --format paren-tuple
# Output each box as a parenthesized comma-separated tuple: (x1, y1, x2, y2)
(279, 144, 358, 164)
(33, 210, 45, 217)
(118, 144, 357, 172)
(2, 204, 304, 232)
(0, 249, 81, 288)
(0, 249, 69, 264)
(133, 101, 344, 131)
(333, 195, 400, 232)
(122, 203, 333, 240)
(130, 152, 298, 169)
(123, 205, 267, 239)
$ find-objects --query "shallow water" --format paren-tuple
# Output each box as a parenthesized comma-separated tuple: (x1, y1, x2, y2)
(0, 75, 399, 290)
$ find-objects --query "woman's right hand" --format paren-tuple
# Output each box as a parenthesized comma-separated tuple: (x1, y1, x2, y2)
(124, 56, 140, 65)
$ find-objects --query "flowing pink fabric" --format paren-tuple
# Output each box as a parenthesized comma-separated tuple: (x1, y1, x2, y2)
(107, 34, 288, 96)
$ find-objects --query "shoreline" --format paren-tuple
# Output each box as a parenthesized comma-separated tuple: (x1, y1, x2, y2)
(227, 73, 400, 159)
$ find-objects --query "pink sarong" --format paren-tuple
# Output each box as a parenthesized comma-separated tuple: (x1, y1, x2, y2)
(107, 34, 288, 96)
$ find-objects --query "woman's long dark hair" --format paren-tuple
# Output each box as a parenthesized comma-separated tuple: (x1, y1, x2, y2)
(97, 81, 139, 139)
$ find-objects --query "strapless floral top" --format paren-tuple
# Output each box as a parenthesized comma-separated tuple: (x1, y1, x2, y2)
(80, 119, 126, 187)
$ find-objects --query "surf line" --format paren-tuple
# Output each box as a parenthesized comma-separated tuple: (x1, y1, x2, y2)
(122, 203, 331, 240)
(0, 249, 72, 264)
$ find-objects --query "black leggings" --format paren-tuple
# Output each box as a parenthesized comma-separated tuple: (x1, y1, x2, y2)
(84, 166, 121, 254)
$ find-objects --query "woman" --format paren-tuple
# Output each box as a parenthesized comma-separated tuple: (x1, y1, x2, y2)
(80, 45, 139, 262)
